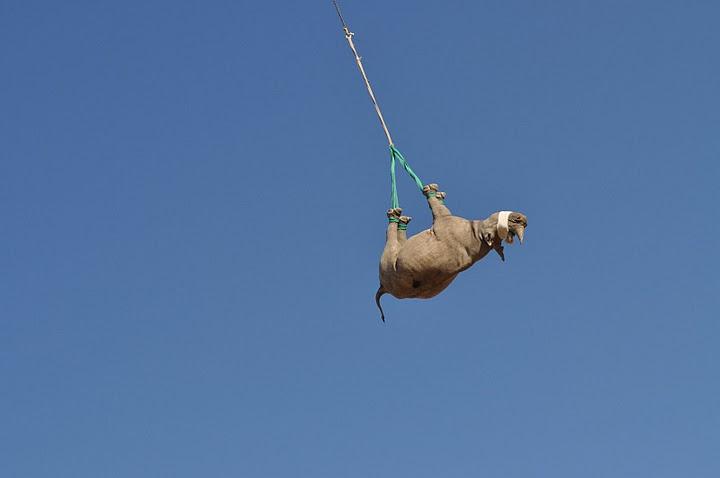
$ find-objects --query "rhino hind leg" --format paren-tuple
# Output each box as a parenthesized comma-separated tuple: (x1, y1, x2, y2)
(423, 183, 452, 221)
(397, 215, 412, 244)
(380, 208, 403, 271)
(377, 209, 404, 322)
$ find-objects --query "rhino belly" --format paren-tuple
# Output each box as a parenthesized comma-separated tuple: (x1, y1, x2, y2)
(384, 232, 472, 299)
(389, 258, 462, 299)
(410, 273, 459, 298)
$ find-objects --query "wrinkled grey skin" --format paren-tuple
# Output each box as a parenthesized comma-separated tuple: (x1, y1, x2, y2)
(375, 184, 528, 322)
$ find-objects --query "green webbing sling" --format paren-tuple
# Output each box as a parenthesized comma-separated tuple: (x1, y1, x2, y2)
(390, 145, 424, 210)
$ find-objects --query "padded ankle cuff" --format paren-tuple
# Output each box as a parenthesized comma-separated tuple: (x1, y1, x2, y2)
(425, 191, 444, 204)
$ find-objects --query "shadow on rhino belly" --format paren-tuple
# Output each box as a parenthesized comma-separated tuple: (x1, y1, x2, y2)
(389, 274, 459, 299)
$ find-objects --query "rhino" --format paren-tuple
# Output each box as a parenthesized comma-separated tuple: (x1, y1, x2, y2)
(375, 183, 528, 321)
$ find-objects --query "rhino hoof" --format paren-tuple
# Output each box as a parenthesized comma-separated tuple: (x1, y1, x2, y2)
(422, 183, 439, 194)
(386, 208, 403, 218)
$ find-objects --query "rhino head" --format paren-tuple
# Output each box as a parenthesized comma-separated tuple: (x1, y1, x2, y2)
(481, 211, 528, 261)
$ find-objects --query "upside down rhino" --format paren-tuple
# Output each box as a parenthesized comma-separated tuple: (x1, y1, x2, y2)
(376, 183, 528, 321)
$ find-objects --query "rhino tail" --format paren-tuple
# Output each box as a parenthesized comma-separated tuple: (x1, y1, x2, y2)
(375, 286, 387, 323)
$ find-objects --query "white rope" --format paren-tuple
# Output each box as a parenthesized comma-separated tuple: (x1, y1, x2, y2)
(341, 26, 394, 146)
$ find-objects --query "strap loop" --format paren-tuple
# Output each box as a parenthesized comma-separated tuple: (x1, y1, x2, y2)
(389, 145, 424, 209)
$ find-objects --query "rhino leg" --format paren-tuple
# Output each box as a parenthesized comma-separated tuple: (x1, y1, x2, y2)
(380, 208, 403, 272)
(397, 215, 412, 244)
(423, 183, 452, 221)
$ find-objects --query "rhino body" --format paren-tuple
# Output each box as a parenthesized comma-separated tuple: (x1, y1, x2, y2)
(376, 184, 527, 321)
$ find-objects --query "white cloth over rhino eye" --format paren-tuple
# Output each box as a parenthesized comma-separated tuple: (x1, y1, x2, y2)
(497, 211, 512, 240)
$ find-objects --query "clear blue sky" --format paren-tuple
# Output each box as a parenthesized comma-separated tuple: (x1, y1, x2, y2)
(2, 1, 719, 476)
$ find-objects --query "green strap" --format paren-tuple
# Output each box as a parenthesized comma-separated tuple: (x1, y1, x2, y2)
(390, 147, 399, 209)
(389, 145, 424, 209)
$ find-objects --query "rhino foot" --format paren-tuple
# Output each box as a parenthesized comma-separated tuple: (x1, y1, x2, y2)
(422, 183, 439, 196)
(423, 184, 446, 201)
(386, 208, 403, 219)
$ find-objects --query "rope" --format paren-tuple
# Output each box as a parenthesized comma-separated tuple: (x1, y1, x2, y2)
(332, 0, 348, 28)
(332, 1, 424, 209)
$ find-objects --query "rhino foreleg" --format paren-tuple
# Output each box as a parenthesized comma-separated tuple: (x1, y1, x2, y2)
(423, 183, 452, 221)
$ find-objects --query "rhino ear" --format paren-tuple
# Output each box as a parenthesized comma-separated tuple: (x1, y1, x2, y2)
(494, 244, 505, 261)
